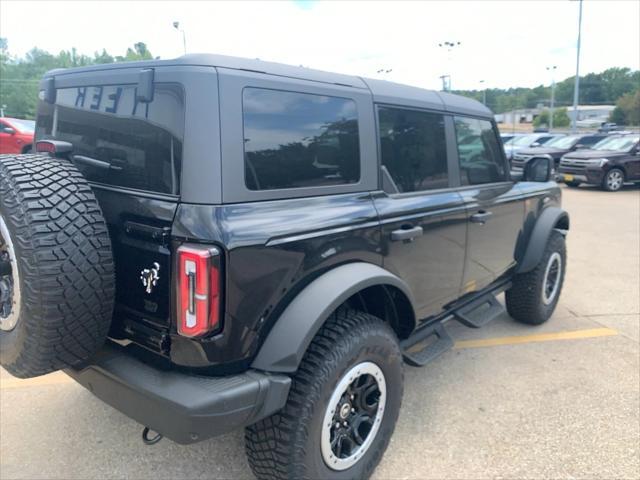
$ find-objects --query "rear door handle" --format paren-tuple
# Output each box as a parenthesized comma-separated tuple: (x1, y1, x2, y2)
(470, 211, 493, 224)
(391, 226, 423, 242)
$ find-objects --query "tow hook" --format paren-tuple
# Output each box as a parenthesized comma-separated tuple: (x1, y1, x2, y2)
(142, 427, 163, 446)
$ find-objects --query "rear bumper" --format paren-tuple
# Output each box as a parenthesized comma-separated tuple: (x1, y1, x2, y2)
(65, 343, 291, 444)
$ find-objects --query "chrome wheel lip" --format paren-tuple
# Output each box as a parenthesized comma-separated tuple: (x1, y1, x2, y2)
(542, 252, 562, 306)
(321, 361, 386, 471)
(0, 213, 21, 331)
(606, 170, 623, 191)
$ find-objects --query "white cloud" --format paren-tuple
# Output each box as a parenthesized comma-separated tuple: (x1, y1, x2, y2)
(1, 0, 638, 92)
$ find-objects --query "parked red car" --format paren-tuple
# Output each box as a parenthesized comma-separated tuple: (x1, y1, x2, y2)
(0, 117, 35, 154)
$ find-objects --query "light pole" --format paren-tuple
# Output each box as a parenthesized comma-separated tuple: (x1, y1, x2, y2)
(546, 65, 557, 130)
(571, 0, 583, 132)
(439, 75, 451, 92)
(173, 21, 187, 55)
(438, 41, 461, 91)
(479, 80, 486, 105)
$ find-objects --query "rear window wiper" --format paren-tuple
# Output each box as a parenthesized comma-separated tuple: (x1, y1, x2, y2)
(72, 155, 123, 172)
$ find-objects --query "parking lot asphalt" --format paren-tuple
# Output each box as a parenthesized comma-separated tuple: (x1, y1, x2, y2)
(1, 184, 639, 480)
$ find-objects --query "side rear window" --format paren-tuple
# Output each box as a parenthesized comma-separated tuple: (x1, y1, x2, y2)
(454, 117, 506, 186)
(378, 107, 449, 193)
(36, 83, 184, 195)
(242, 88, 360, 191)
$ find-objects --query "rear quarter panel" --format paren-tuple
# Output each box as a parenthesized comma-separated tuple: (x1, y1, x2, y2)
(170, 193, 382, 371)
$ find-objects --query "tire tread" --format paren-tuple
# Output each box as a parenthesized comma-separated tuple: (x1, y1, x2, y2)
(245, 309, 402, 480)
(0, 154, 115, 378)
(506, 230, 566, 325)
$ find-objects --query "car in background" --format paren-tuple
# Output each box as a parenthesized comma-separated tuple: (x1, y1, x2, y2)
(0, 117, 35, 154)
(558, 134, 640, 191)
(511, 133, 607, 171)
(504, 133, 564, 161)
(500, 133, 522, 144)
(598, 122, 620, 133)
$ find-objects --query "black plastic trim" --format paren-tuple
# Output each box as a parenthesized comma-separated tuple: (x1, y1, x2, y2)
(65, 343, 291, 444)
(251, 262, 416, 373)
(516, 206, 570, 273)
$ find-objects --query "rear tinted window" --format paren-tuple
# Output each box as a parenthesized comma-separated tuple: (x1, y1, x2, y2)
(243, 88, 360, 191)
(36, 83, 184, 195)
(378, 107, 449, 192)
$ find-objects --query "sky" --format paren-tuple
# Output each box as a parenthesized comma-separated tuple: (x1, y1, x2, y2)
(1, 0, 639, 91)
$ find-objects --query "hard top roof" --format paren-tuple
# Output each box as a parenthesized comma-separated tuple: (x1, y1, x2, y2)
(44, 53, 492, 118)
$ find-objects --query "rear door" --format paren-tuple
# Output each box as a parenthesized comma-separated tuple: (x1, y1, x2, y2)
(34, 66, 219, 354)
(453, 116, 524, 293)
(374, 107, 467, 320)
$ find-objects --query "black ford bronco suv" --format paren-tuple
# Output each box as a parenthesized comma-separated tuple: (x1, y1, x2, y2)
(0, 54, 569, 479)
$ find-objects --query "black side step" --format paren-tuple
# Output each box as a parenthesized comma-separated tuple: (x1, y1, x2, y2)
(401, 323, 454, 367)
(454, 293, 505, 328)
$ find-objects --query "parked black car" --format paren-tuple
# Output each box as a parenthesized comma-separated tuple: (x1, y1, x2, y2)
(504, 133, 565, 161)
(511, 133, 607, 171)
(0, 54, 570, 480)
(558, 134, 640, 191)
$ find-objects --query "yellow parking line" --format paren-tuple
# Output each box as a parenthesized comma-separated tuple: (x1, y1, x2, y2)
(454, 327, 618, 349)
(0, 328, 619, 390)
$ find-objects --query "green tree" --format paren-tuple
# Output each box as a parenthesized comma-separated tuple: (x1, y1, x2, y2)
(0, 41, 155, 119)
(553, 108, 570, 128)
(533, 109, 550, 128)
(116, 42, 153, 62)
(609, 106, 626, 124)
(611, 90, 640, 125)
(533, 108, 570, 128)
(93, 49, 114, 64)
(456, 66, 640, 114)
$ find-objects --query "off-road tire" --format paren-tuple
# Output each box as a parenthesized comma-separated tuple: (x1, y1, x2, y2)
(0, 154, 115, 378)
(506, 230, 566, 325)
(245, 309, 403, 480)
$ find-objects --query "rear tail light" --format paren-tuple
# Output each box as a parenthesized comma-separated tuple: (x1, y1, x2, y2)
(176, 245, 221, 338)
(35, 140, 73, 155)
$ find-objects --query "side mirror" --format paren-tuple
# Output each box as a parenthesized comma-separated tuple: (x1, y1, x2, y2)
(575, 144, 587, 150)
(530, 142, 541, 148)
(523, 156, 553, 182)
(2, 127, 16, 135)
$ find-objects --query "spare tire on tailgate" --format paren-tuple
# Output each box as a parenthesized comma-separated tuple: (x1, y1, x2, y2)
(0, 154, 115, 378)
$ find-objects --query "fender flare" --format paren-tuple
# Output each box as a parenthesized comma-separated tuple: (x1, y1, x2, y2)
(516, 207, 570, 274)
(251, 262, 416, 373)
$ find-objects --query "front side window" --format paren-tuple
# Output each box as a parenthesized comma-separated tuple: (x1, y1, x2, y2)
(242, 88, 360, 191)
(36, 83, 184, 195)
(378, 107, 449, 193)
(454, 117, 506, 185)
